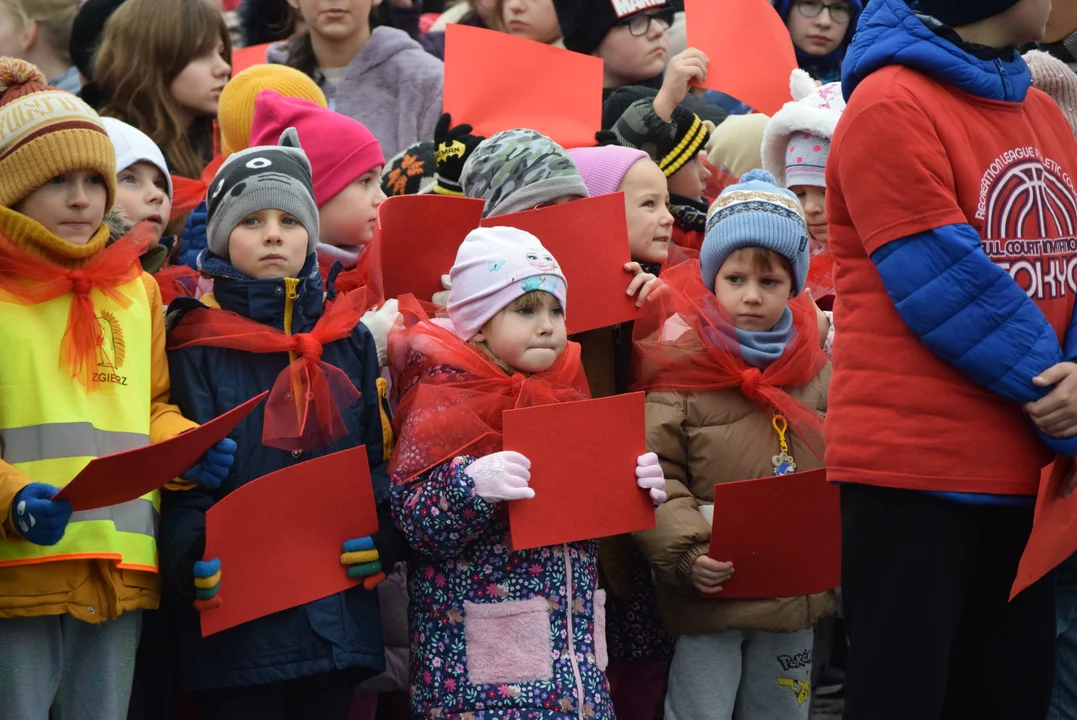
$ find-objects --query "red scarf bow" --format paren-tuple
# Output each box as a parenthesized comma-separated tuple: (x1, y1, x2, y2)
(167, 289, 370, 451)
(170, 154, 226, 219)
(0, 224, 152, 389)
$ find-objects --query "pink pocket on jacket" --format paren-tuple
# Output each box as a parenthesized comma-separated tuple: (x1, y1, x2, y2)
(594, 589, 608, 671)
(464, 597, 553, 685)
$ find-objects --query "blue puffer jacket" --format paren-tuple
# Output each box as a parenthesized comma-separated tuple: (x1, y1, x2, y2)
(161, 254, 407, 692)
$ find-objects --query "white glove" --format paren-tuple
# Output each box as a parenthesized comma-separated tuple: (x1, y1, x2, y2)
(360, 298, 401, 367)
(464, 451, 534, 503)
(432, 274, 452, 307)
(636, 452, 668, 504)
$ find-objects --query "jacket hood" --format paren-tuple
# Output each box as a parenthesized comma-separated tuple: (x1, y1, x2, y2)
(266, 27, 424, 79)
(774, 0, 863, 83)
(841, 0, 1031, 102)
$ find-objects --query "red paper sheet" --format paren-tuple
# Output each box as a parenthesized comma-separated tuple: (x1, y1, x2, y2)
(1011, 460, 1077, 599)
(230, 43, 272, 75)
(375, 194, 486, 302)
(54, 392, 268, 512)
(482, 193, 637, 335)
(685, 0, 798, 116)
(200, 445, 379, 636)
(707, 468, 840, 599)
(503, 392, 654, 551)
(443, 25, 603, 150)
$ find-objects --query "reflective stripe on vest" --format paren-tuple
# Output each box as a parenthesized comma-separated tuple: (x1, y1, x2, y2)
(0, 423, 149, 464)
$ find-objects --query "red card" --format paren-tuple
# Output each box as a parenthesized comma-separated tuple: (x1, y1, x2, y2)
(230, 43, 273, 76)
(1011, 460, 1077, 599)
(54, 392, 268, 512)
(707, 469, 840, 599)
(503, 392, 654, 551)
(482, 193, 637, 335)
(374, 194, 486, 302)
(685, 0, 798, 116)
(444, 24, 603, 150)
(200, 445, 379, 636)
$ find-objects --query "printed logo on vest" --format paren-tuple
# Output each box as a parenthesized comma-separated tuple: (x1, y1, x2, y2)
(609, 0, 667, 19)
(94, 310, 129, 386)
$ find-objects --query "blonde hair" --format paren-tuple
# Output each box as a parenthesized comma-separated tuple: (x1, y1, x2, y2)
(468, 290, 561, 374)
(0, 0, 80, 63)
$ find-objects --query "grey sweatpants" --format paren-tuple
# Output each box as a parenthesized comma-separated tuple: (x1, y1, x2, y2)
(0, 610, 142, 720)
(665, 628, 814, 720)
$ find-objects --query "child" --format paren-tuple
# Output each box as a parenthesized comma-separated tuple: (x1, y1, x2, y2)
(499, 0, 562, 44)
(387, 225, 668, 719)
(161, 129, 406, 718)
(275, 0, 443, 158)
(93, 0, 231, 179)
(632, 169, 833, 720)
(0, 58, 228, 719)
(218, 64, 327, 157)
(827, 0, 1077, 716)
(0, 0, 82, 92)
(774, 0, 862, 84)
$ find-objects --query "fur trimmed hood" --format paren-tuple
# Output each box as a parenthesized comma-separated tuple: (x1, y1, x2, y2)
(761, 69, 847, 187)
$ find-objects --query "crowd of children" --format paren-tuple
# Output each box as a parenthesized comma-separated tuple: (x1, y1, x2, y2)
(3, 0, 1077, 719)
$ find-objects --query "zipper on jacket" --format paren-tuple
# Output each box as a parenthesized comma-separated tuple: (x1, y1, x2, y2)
(995, 59, 1013, 102)
(283, 277, 302, 414)
(562, 544, 586, 720)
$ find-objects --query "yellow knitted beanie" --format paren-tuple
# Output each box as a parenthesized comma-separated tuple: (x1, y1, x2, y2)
(0, 57, 116, 210)
(218, 64, 328, 156)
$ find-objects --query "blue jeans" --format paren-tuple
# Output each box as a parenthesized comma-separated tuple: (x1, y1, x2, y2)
(1050, 553, 1077, 719)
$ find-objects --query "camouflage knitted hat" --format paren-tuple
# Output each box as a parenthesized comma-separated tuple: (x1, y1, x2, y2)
(459, 129, 590, 218)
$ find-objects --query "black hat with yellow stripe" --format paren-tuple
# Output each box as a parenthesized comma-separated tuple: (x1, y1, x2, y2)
(607, 93, 709, 178)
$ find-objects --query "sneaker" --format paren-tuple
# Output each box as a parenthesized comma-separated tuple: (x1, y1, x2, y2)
(816, 666, 845, 698)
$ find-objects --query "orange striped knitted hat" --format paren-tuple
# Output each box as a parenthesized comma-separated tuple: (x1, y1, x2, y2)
(0, 57, 116, 209)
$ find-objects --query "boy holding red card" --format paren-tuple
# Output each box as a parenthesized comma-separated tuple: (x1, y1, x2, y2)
(632, 171, 833, 720)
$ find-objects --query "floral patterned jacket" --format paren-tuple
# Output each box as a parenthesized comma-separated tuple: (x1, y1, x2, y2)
(392, 455, 614, 720)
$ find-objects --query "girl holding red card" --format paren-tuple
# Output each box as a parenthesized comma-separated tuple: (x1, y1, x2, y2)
(388, 226, 667, 720)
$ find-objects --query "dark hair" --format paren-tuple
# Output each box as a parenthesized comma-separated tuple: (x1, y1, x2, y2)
(732, 246, 795, 278)
(285, 5, 383, 79)
(239, 0, 297, 46)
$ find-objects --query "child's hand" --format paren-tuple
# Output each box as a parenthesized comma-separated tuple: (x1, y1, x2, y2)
(625, 262, 660, 307)
(182, 438, 237, 489)
(635, 452, 667, 504)
(1027, 362, 1077, 438)
(11, 483, 72, 547)
(341, 536, 387, 590)
(654, 48, 708, 122)
(361, 298, 401, 367)
(432, 273, 452, 307)
(692, 555, 734, 594)
(465, 451, 535, 503)
(806, 289, 831, 347)
(193, 557, 222, 611)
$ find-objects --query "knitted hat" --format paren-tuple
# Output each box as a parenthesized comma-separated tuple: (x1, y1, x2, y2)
(0, 58, 116, 209)
(701, 169, 809, 294)
(706, 113, 770, 179)
(553, 0, 674, 56)
(610, 97, 710, 178)
(69, 0, 126, 82)
(219, 66, 327, 156)
(249, 90, 384, 207)
(1026, 50, 1077, 137)
(567, 145, 650, 197)
(381, 140, 438, 197)
(460, 129, 590, 218)
(761, 71, 846, 188)
(917, 0, 1021, 27)
(101, 117, 173, 198)
(205, 127, 320, 260)
(448, 226, 569, 340)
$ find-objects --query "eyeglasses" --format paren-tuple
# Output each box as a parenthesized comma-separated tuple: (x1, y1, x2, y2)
(615, 8, 675, 37)
(794, 0, 853, 25)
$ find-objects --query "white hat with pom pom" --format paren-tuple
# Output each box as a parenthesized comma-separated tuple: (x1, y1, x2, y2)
(760, 69, 847, 189)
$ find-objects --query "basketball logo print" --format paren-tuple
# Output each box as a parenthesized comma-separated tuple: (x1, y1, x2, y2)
(978, 150, 1077, 240)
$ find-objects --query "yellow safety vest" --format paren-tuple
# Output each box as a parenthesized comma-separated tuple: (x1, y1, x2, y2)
(0, 277, 157, 572)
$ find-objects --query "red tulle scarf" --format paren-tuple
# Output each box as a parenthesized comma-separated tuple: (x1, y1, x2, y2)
(632, 260, 828, 444)
(0, 224, 152, 389)
(170, 154, 226, 220)
(154, 265, 204, 305)
(167, 290, 371, 450)
(387, 295, 590, 483)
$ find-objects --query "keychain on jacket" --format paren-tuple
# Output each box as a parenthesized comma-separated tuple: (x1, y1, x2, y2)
(772, 411, 797, 476)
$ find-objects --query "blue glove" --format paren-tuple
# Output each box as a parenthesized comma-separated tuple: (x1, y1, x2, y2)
(193, 557, 222, 611)
(179, 200, 208, 269)
(182, 438, 237, 489)
(11, 483, 73, 546)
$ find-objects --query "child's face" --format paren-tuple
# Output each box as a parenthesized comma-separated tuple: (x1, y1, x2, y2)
(502, 0, 561, 43)
(786, 0, 849, 57)
(14, 170, 108, 246)
(228, 209, 309, 280)
(319, 167, 386, 249)
(619, 159, 673, 264)
(295, 0, 374, 41)
(791, 184, 827, 253)
(170, 40, 230, 121)
(114, 161, 172, 244)
(473, 292, 567, 374)
(0, 2, 27, 60)
(713, 248, 794, 332)
(595, 13, 670, 87)
(1004, 0, 1053, 45)
(666, 154, 711, 203)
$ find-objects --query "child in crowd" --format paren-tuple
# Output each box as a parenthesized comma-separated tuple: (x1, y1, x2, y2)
(275, 0, 443, 158)
(0, 58, 228, 719)
(774, 0, 862, 84)
(161, 129, 407, 719)
(0, 0, 81, 93)
(499, 0, 562, 44)
(387, 225, 668, 718)
(93, 0, 231, 180)
(827, 0, 1077, 716)
(633, 169, 833, 720)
